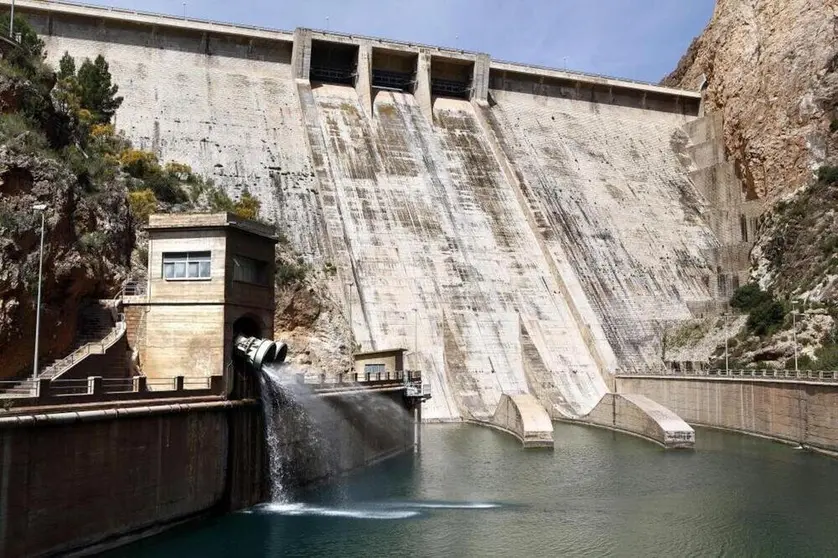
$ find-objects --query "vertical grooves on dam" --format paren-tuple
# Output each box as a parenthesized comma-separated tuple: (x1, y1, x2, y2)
(484, 89, 719, 373)
(296, 82, 377, 349)
(28, 14, 724, 423)
(298, 84, 607, 420)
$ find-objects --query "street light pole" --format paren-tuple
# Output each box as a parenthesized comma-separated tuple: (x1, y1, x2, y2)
(32, 203, 47, 381)
(346, 281, 353, 335)
(9, 0, 15, 38)
(792, 301, 799, 373)
(724, 312, 730, 375)
(413, 308, 417, 353)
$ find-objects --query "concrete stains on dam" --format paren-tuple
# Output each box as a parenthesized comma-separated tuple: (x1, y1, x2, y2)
(305, 84, 606, 421)
(35, 24, 724, 423)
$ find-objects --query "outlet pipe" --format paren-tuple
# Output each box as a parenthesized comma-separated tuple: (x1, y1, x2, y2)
(233, 335, 287, 371)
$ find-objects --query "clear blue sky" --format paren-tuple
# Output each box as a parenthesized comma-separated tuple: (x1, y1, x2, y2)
(79, 0, 715, 83)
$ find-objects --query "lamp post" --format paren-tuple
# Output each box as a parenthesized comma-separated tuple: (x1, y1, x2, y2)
(346, 281, 353, 335)
(792, 301, 799, 373)
(413, 308, 417, 353)
(32, 203, 47, 381)
(9, 0, 14, 38)
(724, 312, 730, 375)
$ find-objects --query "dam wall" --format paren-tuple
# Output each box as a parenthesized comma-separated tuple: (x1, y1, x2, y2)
(0, 387, 415, 557)
(617, 375, 838, 454)
(9, 0, 735, 424)
(483, 78, 721, 374)
(299, 82, 608, 421)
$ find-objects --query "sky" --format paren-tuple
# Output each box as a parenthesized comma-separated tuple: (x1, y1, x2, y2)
(77, 0, 715, 83)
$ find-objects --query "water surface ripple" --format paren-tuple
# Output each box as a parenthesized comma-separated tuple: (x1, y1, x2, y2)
(111, 423, 838, 557)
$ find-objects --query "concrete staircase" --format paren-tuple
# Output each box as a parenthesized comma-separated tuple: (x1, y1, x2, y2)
(30, 301, 124, 383)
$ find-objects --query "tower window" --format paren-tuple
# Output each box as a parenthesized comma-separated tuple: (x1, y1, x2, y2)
(233, 255, 269, 285)
(163, 251, 211, 280)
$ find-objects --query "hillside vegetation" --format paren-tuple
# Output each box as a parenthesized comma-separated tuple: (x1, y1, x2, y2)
(0, 14, 264, 379)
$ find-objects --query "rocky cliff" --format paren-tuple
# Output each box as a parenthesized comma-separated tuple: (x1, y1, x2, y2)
(664, 0, 838, 202)
(0, 139, 132, 380)
(0, 52, 134, 380)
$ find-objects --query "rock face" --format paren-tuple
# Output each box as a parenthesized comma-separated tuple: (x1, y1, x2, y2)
(663, 0, 838, 201)
(0, 134, 133, 381)
(273, 280, 354, 378)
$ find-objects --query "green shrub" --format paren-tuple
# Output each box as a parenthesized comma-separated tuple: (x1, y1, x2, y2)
(817, 165, 838, 185)
(0, 206, 31, 232)
(206, 186, 235, 212)
(730, 283, 773, 312)
(78, 231, 107, 252)
(128, 189, 158, 224)
(0, 13, 45, 75)
(119, 149, 159, 179)
(276, 258, 307, 286)
(143, 171, 187, 204)
(746, 300, 785, 336)
(233, 188, 260, 220)
(0, 113, 49, 155)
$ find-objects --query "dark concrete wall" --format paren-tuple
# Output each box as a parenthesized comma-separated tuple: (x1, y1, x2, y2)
(0, 405, 239, 557)
(0, 385, 417, 557)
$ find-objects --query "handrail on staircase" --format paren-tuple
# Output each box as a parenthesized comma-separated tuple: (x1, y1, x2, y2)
(46, 317, 127, 381)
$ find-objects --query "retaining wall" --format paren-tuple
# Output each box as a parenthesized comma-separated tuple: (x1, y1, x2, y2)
(617, 376, 838, 454)
(0, 386, 416, 557)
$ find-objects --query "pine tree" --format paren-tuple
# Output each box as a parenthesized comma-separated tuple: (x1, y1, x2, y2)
(57, 52, 76, 80)
(77, 55, 123, 124)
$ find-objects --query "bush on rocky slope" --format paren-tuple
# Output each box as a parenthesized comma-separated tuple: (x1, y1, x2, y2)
(0, 15, 270, 379)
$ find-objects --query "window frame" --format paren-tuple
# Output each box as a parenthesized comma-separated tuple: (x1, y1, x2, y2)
(364, 363, 386, 379)
(162, 251, 212, 281)
(232, 254, 270, 286)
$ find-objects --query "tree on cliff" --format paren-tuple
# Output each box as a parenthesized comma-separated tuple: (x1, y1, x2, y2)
(0, 12, 45, 73)
(77, 55, 123, 123)
(54, 52, 123, 125)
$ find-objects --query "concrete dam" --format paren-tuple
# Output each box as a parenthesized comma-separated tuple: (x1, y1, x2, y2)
(14, 0, 751, 425)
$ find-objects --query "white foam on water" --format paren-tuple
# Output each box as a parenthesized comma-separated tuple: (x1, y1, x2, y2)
(402, 502, 501, 510)
(249, 503, 419, 520)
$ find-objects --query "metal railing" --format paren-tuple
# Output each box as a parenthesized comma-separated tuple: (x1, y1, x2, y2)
(22, 0, 295, 36)
(17, 0, 697, 97)
(310, 66, 356, 85)
(301, 369, 422, 386)
(621, 368, 838, 384)
(121, 280, 146, 297)
(0, 374, 222, 403)
(430, 78, 471, 98)
(371, 69, 414, 91)
(49, 379, 91, 396)
(45, 321, 126, 380)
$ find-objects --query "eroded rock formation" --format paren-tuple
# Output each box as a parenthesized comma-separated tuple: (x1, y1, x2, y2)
(664, 0, 838, 201)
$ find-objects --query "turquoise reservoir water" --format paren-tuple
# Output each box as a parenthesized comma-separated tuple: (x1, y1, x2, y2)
(112, 424, 838, 557)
